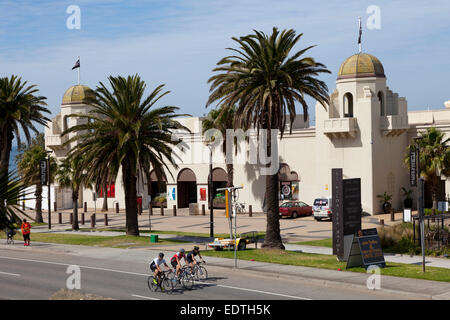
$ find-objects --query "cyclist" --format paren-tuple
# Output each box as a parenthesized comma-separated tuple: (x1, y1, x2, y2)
(170, 248, 187, 278)
(186, 246, 205, 270)
(150, 252, 169, 285)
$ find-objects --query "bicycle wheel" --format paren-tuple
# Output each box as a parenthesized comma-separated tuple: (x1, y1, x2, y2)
(147, 275, 158, 292)
(181, 271, 194, 290)
(162, 277, 173, 294)
(195, 266, 208, 281)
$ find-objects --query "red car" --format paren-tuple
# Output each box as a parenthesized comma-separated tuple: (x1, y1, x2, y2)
(279, 201, 313, 218)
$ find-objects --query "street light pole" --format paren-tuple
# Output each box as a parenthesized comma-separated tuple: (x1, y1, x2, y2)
(413, 137, 425, 272)
(46, 152, 52, 230)
(208, 144, 214, 238)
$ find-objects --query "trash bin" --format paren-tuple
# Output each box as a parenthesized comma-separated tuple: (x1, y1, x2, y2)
(150, 235, 159, 243)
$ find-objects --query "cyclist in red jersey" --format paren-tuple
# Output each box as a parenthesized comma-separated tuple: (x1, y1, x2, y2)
(170, 248, 187, 278)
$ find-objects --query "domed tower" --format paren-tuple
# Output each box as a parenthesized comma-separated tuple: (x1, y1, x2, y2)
(314, 52, 409, 215)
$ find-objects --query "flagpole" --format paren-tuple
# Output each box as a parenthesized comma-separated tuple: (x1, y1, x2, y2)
(358, 17, 362, 53)
(77, 56, 80, 85)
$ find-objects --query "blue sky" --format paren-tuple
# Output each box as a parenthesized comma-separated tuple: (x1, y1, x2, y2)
(1, 0, 449, 129)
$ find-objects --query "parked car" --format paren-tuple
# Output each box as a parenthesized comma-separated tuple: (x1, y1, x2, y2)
(312, 197, 332, 221)
(279, 201, 313, 218)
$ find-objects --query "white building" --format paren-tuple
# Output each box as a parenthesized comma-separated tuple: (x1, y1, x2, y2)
(45, 52, 450, 215)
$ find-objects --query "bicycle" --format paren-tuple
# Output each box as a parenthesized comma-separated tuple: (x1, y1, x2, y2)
(5, 230, 15, 245)
(147, 270, 174, 293)
(192, 261, 208, 281)
(235, 202, 246, 214)
(178, 265, 195, 290)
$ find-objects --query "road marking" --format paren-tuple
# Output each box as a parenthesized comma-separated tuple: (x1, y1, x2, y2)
(131, 294, 160, 300)
(196, 281, 311, 300)
(0, 271, 21, 277)
(0, 255, 311, 300)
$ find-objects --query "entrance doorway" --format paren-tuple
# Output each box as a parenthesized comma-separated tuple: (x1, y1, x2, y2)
(177, 168, 197, 208)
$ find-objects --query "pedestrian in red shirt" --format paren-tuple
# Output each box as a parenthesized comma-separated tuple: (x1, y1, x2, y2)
(21, 219, 31, 246)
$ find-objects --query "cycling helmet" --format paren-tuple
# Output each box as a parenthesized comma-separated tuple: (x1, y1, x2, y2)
(159, 252, 164, 258)
(194, 246, 199, 251)
(180, 248, 185, 253)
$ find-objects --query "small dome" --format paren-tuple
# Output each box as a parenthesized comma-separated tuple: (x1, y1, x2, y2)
(337, 53, 385, 80)
(62, 85, 95, 105)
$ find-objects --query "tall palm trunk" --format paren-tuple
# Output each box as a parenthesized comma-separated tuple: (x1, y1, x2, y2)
(72, 188, 79, 230)
(226, 163, 234, 188)
(0, 124, 13, 174)
(261, 128, 284, 249)
(35, 181, 44, 223)
(102, 182, 108, 212)
(122, 160, 139, 236)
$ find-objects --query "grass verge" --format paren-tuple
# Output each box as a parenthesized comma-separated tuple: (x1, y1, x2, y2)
(0, 231, 188, 248)
(291, 238, 333, 247)
(202, 248, 450, 282)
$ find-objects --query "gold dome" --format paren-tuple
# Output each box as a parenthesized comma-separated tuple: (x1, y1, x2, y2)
(337, 53, 385, 80)
(62, 85, 95, 105)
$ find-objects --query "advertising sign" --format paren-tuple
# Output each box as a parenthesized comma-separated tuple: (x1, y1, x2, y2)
(40, 160, 48, 186)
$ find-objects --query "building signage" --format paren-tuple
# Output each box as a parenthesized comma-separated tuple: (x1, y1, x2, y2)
(332, 168, 344, 258)
(410, 149, 417, 187)
(343, 178, 362, 236)
(168, 187, 176, 201)
(40, 160, 48, 186)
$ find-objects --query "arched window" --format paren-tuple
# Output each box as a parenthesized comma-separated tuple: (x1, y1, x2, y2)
(343, 93, 353, 118)
(63, 115, 69, 131)
(378, 91, 385, 116)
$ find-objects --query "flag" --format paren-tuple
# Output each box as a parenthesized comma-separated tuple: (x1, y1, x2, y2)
(72, 58, 80, 70)
(358, 17, 362, 44)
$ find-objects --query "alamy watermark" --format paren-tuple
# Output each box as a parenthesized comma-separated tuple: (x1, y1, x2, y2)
(366, 265, 381, 290)
(366, 5, 381, 30)
(66, 5, 81, 30)
(66, 265, 81, 290)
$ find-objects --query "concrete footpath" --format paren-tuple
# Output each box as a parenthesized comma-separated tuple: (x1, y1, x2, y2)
(2, 228, 450, 300)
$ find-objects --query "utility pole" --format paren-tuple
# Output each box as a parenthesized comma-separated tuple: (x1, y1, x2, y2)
(207, 143, 214, 238)
(413, 137, 425, 272)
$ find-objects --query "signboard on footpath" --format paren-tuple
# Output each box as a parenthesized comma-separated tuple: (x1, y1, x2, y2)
(346, 228, 386, 269)
(332, 169, 362, 261)
(40, 160, 48, 186)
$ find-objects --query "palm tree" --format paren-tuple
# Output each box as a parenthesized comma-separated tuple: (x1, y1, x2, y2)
(16, 133, 57, 223)
(0, 75, 49, 175)
(0, 170, 32, 229)
(56, 156, 91, 230)
(206, 28, 330, 249)
(404, 127, 450, 210)
(63, 74, 188, 236)
(202, 105, 238, 188)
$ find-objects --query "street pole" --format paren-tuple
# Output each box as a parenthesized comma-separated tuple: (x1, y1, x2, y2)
(414, 137, 425, 272)
(208, 145, 214, 238)
(47, 155, 51, 230)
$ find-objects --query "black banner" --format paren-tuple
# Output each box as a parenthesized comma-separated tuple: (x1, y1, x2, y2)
(40, 160, 48, 186)
(410, 149, 417, 187)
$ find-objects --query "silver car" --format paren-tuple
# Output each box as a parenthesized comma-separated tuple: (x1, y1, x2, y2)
(312, 197, 332, 221)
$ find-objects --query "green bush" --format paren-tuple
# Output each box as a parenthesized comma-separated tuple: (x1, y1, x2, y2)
(153, 196, 166, 203)
(424, 208, 444, 215)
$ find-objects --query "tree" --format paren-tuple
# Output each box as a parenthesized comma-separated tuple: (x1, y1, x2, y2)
(0, 170, 32, 229)
(16, 133, 57, 223)
(206, 28, 330, 249)
(404, 127, 450, 210)
(56, 156, 91, 230)
(202, 105, 238, 188)
(63, 74, 188, 236)
(0, 75, 49, 175)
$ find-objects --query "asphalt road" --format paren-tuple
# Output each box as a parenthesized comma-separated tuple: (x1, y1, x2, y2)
(0, 248, 417, 300)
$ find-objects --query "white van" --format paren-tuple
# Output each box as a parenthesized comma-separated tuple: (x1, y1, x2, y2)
(312, 197, 332, 221)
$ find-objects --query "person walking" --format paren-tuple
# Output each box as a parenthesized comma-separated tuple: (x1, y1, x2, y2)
(21, 219, 32, 246)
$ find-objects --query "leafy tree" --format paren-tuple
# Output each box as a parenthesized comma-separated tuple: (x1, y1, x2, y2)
(63, 74, 188, 235)
(16, 133, 57, 223)
(56, 156, 91, 230)
(0, 75, 49, 175)
(404, 127, 450, 210)
(206, 28, 330, 249)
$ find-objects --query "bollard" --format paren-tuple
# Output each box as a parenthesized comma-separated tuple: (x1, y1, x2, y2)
(149, 203, 153, 216)
(202, 204, 205, 216)
(70, 213, 73, 225)
(81, 213, 85, 225)
(161, 206, 164, 216)
(249, 205, 253, 217)
(84, 202, 87, 213)
(391, 208, 395, 222)
(380, 219, 384, 227)
(115, 202, 119, 213)
(58, 212, 62, 224)
(22, 201, 25, 210)
(138, 203, 142, 216)
(173, 205, 177, 216)
(104, 214, 108, 226)
(54, 202, 57, 212)
(91, 214, 96, 228)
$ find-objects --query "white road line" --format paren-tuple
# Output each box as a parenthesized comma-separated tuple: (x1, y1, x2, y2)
(196, 281, 311, 300)
(0, 255, 311, 300)
(131, 294, 160, 300)
(0, 271, 21, 277)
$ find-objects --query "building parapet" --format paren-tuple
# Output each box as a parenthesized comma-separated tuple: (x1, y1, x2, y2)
(380, 115, 409, 136)
(323, 117, 358, 138)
